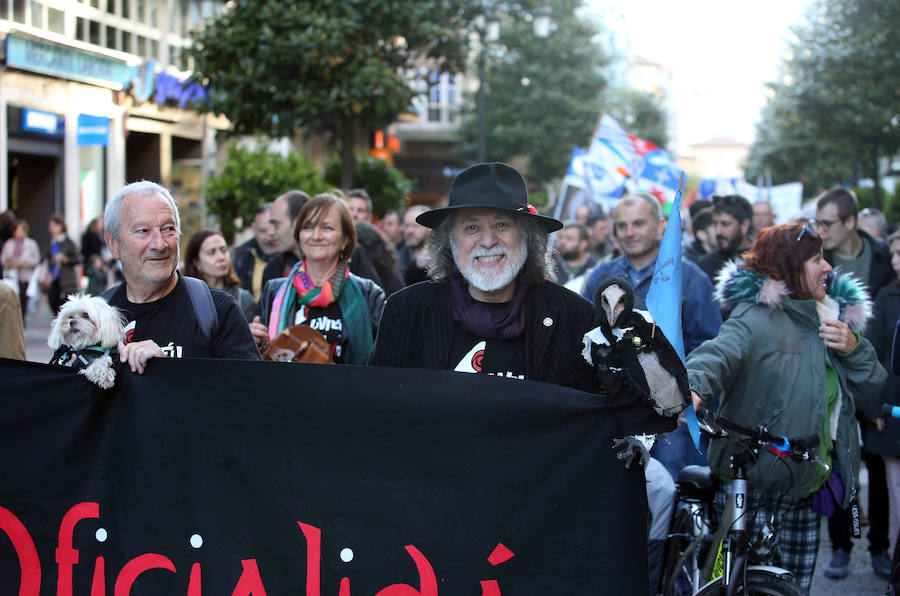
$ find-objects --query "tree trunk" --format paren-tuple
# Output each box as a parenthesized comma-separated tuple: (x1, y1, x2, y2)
(870, 147, 881, 211)
(339, 120, 357, 189)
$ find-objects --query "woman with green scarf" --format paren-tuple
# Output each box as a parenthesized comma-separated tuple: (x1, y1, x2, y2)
(258, 193, 385, 364)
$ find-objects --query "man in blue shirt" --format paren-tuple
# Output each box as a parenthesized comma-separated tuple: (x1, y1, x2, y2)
(582, 193, 722, 478)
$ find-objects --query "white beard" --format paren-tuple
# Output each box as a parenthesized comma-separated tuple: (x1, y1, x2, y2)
(451, 235, 527, 293)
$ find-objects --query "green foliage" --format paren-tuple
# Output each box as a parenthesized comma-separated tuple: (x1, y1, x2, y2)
(853, 184, 900, 224)
(204, 141, 327, 238)
(747, 0, 900, 206)
(455, 0, 611, 186)
(601, 87, 670, 151)
(528, 188, 549, 209)
(324, 156, 414, 217)
(188, 1, 478, 185)
(745, 89, 854, 195)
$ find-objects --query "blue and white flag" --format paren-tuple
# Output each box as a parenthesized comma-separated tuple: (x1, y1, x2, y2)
(636, 149, 682, 209)
(645, 175, 700, 450)
(589, 114, 635, 168)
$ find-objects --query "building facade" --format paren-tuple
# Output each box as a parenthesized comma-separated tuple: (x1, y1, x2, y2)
(393, 67, 470, 206)
(1, 0, 225, 251)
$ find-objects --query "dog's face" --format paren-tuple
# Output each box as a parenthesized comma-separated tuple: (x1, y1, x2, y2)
(48, 294, 126, 350)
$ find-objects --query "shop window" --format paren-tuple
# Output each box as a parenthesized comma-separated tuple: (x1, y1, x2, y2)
(89, 20, 101, 45)
(12, 0, 25, 24)
(105, 25, 117, 50)
(136, 35, 146, 57)
(29, 0, 41, 28)
(0, 0, 7, 19)
(122, 30, 132, 53)
(48, 7, 64, 34)
(150, 39, 158, 59)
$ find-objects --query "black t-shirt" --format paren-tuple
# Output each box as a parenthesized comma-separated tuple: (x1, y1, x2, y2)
(449, 324, 526, 380)
(107, 276, 261, 360)
(292, 301, 346, 363)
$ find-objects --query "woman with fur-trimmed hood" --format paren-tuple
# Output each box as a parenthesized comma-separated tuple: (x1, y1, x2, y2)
(687, 222, 887, 593)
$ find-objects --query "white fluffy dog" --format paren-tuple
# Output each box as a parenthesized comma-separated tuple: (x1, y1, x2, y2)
(48, 294, 126, 389)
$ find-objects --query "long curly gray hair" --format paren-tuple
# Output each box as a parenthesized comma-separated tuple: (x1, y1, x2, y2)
(425, 211, 554, 285)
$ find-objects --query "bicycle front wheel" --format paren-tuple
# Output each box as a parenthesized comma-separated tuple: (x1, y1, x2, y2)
(694, 569, 804, 596)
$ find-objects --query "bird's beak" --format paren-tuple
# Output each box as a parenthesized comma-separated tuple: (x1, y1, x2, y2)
(600, 284, 626, 328)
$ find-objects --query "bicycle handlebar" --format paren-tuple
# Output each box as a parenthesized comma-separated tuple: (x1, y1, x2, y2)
(696, 406, 821, 461)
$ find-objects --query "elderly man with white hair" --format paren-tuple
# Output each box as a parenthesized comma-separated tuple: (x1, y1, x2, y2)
(369, 162, 599, 385)
(102, 180, 260, 373)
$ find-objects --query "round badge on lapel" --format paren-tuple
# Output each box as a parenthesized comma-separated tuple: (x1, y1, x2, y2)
(543, 317, 553, 327)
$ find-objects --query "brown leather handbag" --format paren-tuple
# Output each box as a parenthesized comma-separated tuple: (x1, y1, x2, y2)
(262, 325, 333, 364)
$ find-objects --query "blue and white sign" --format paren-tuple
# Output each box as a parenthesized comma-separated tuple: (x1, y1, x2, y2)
(22, 109, 64, 136)
(76, 114, 110, 146)
(154, 71, 209, 108)
(5, 34, 136, 90)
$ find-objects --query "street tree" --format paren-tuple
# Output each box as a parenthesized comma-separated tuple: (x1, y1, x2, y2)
(324, 155, 413, 217)
(455, 0, 611, 186)
(748, 0, 900, 206)
(188, 1, 476, 187)
(745, 83, 853, 196)
(204, 141, 328, 242)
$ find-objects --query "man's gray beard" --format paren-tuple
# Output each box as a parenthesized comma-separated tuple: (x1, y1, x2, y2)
(451, 235, 527, 293)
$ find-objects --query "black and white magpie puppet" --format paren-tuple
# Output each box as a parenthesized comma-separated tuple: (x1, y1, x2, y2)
(582, 277, 691, 465)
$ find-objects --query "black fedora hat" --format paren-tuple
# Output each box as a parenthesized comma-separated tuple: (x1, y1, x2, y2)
(416, 162, 563, 233)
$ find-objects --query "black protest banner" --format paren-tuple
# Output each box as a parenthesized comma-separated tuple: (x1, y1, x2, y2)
(0, 358, 648, 595)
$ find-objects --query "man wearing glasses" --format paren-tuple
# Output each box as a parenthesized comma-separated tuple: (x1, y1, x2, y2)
(815, 187, 896, 582)
(815, 188, 894, 298)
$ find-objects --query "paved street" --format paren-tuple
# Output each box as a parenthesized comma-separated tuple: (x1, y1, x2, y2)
(23, 297, 54, 364)
(811, 465, 890, 595)
(19, 299, 894, 594)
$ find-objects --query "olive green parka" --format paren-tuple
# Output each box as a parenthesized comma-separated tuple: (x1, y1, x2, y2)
(687, 263, 887, 506)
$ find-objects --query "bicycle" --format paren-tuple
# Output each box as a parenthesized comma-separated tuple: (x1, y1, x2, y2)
(658, 407, 825, 596)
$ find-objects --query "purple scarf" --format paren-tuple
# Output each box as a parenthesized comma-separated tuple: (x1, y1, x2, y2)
(449, 275, 528, 339)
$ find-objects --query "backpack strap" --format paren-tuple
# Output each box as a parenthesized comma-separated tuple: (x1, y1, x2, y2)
(183, 276, 219, 348)
(101, 278, 220, 350)
(100, 284, 119, 302)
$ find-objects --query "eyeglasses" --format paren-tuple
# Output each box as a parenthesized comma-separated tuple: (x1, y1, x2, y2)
(814, 218, 841, 230)
(797, 225, 818, 242)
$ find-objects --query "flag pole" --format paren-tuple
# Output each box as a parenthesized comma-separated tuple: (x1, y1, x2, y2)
(645, 170, 701, 450)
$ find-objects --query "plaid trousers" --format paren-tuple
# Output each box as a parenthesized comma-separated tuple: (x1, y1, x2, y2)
(715, 483, 820, 594)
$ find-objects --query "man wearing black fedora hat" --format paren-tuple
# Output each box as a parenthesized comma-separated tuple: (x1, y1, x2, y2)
(368, 162, 602, 389)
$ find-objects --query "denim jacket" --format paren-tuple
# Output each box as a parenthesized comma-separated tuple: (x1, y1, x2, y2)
(582, 253, 722, 353)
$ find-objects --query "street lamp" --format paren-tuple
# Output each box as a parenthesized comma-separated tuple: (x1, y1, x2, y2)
(476, 6, 551, 163)
(533, 4, 552, 39)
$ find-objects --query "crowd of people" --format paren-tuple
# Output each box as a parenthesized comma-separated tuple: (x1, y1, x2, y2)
(1, 163, 899, 594)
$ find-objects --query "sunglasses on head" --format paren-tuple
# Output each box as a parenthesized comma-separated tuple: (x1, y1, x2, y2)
(796, 225, 818, 242)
